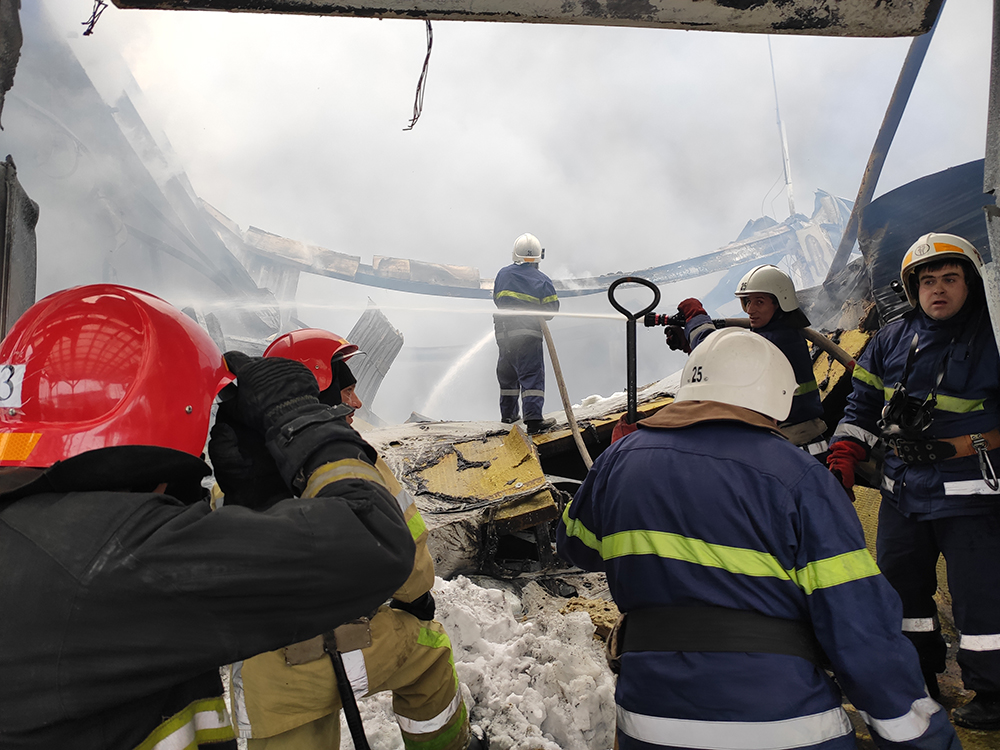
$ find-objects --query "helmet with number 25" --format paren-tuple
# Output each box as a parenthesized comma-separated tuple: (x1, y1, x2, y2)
(0, 284, 233, 468)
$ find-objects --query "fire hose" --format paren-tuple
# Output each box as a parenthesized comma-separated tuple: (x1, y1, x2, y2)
(540, 320, 593, 469)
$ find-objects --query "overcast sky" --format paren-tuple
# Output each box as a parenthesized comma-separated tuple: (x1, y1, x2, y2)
(8, 0, 995, 423)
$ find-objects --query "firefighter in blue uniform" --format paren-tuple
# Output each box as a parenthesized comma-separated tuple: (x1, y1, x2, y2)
(558, 327, 959, 750)
(493, 233, 559, 434)
(667, 264, 827, 456)
(827, 232, 1000, 730)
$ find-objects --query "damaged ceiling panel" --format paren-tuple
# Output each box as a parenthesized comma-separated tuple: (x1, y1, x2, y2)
(110, 0, 943, 37)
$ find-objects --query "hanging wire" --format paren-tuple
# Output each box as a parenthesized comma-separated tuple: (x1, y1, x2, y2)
(82, 0, 108, 36)
(403, 21, 433, 131)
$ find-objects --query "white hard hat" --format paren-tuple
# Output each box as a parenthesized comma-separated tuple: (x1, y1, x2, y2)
(512, 233, 544, 263)
(674, 328, 796, 422)
(735, 265, 800, 313)
(900, 232, 984, 306)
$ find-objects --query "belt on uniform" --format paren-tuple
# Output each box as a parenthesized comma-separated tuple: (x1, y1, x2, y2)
(892, 428, 1000, 463)
(617, 606, 827, 666)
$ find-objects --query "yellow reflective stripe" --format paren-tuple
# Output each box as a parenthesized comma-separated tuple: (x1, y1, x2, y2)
(882, 387, 985, 413)
(795, 379, 819, 396)
(496, 290, 542, 304)
(934, 394, 985, 413)
(302, 459, 387, 499)
(134, 697, 234, 750)
(602, 529, 790, 579)
(562, 505, 879, 594)
(417, 626, 452, 650)
(852, 364, 884, 391)
(541, 294, 558, 304)
(407, 508, 427, 541)
(795, 549, 880, 594)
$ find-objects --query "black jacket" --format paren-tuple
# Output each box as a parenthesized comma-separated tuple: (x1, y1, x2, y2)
(0, 445, 414, 749)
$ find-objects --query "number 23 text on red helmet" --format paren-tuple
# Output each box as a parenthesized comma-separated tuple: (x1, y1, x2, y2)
(0, 284, 233, 467)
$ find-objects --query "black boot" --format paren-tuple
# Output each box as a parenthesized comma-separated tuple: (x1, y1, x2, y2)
(525, 417, 555, 434)
(953, 691, 1000, 730)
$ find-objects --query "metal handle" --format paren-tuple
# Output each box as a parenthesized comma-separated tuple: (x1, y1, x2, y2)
(608, 277, 661, 425)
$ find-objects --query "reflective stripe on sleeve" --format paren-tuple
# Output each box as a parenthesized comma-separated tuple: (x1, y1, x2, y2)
(902, 617, 938, 633)
(560, 507, 879, 595)
(340, 648, 369, 698)
(805, 440, 829, 456)
(396, 690, 463, 735)
(689, 322, 716, 343)
(229, 661, 253, 738)
(135, 697, 234, 750)
(302, 459, 387, 499)
(833, 423, 880, 447)
(795, 379, 819, 396)
(616, 704, 853, 749)
(943, 479, 1000, 496)
(960, 633, 1000, 652)
(852, 364, 884, 392)
(859, 697, 940, 743)
(541, 294, 558, 304)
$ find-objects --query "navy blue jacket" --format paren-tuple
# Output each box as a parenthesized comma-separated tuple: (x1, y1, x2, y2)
(492, 263, 559, 340)
(832, 302, 1000, 519)
(557, 402, 958, 750)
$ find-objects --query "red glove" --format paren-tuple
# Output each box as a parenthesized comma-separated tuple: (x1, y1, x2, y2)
(664, 326, 691, 353)
(827, 440, 867, 500)
(677, 298, 707, 322)
(611, 415, 639, 443)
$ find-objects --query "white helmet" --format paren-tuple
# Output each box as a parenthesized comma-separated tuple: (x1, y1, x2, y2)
(512, 233, 544, 264)
(674, 328, 796, 421)
(735, 264, 800, 313)
(900, 232, 984, 306)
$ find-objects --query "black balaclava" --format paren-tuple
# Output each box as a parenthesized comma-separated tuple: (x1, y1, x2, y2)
(319, 359, 357, 406)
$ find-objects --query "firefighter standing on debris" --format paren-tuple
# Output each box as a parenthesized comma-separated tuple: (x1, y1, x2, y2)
(557, 327, 960, 750)
(827, 233, 1000, 731)
(0, 285, 414, 750)
(216, 328, 485, 750)
(493, 233, 559, 434)
(665, 264, 828, 456)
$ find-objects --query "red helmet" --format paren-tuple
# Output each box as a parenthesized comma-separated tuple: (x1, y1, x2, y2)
(0, 284, 233, 467)
(262, 328, 359, 391)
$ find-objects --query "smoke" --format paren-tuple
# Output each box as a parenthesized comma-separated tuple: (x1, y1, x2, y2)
(0, 0, 991, 424)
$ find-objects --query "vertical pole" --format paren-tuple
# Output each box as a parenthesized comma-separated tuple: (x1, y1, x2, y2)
(982, 0, 1000, 350)
(768, 37, 795, 217)
(823, 5, 944, 283)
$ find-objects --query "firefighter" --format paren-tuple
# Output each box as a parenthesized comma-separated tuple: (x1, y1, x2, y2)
(667, 265, 827, 456)
(557, 328, 959, 750)
(493, 232, 559, 434)
(0, 285, 414, 750)
(216, 328, 485, 750)
(827, 232, 1000, 730)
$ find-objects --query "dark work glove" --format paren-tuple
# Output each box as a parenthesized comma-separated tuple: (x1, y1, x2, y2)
(677, 298, 707, 322)
(224, 350, 373, 492)
(208, 399, 288, 511)
(664, 326, 691, 353)
(390, 591, 436, 621)
(223, 350, 322, 434)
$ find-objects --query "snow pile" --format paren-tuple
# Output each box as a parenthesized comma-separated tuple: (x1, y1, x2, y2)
(342, 576, 617, 750)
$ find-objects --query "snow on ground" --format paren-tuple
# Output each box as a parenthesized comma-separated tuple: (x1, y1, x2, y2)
(340, 576, 617, 750)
